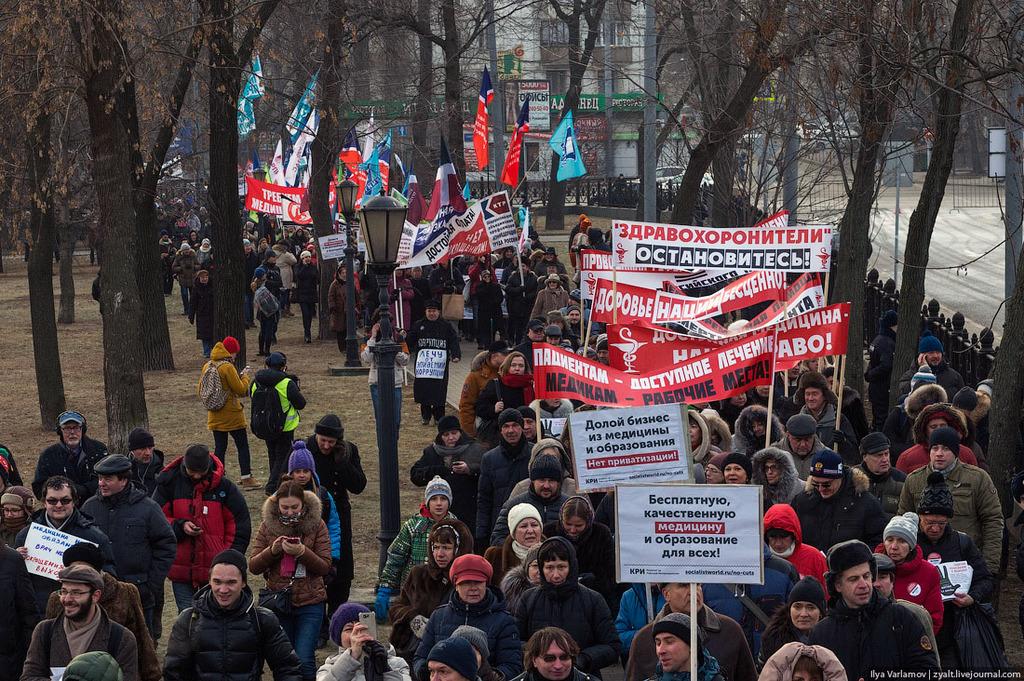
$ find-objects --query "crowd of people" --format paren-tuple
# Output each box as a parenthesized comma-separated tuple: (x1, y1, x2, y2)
(3, 209, 1020, 681)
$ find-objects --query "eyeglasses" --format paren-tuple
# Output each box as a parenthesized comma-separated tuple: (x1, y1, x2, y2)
(59, 589, 92, 598)
(809, 481, 835, 490)
(762, 463, 780, 471)
(541, 654, 572, 663)
(921, 519, 948, 527)
(60, 424, 82, 431)
(46, 497, 73, 506)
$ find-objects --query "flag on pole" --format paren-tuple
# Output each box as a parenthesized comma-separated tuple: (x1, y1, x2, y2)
(424, 137, 467, 223)
(500, 96, 530, 187)
(517, 205, 530, 251)
(339, 128, 361, 169)
(463, 181, 472, 202)
(377, 130, 393, 192)
(549, 110, 587, 181)
(473, 67, 494, 169)
(237, 54, 265, 139)
(405, 166, 428, 225)
(286, 71, 319, 143)
(360, 142, 383, 198)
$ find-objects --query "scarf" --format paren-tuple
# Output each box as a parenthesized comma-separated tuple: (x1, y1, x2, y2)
(64, 605, 103, 658)
(501, 373, 536, 405)
(932, 459, 958, 478)
(512, 540, 531, 560)
(279, 510, 306, 527)
(45, 512, 71, 532)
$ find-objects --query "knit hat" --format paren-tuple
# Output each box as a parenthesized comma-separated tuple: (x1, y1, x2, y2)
(859, 432, 890, 455)
(62, 542, 104, 570)
(437, 415, 461, 435)
(808, 449, 844, 479)
(524, 544, 542, 570)
(788, 576, 826, 613)
(881, 310, 898, 328)
(210, 549, 248, 582)
(127, 427, 155, 451)
(918, 333, 943, 354)
(451, 625, 490, 661)
(449, 554, 493, 584)
(977, 379, 994, 398)
(426, 299, 442, 310)
(652, 613, 703, 662)
(918, 471, 954, 516)
(786, 413, 817, 438)
(0, 486, 33, 512)
(58, 564, 104, 590)
(266, 352, 287, 368)
(530, 454, 563, 482)
(498, 408, 524, 427)
(427, 637, 478, 681)
(64, 652, 123, 681)
(222, 336, 241, 355)
(300, 250, 312, 260)
(910, 365, 936, 391)
(288, 441, 317, 474)
(952, 387, 979, 412)
(928, 426, 960, 453)
(184, 444, 212, 473)
(826, 540, 876, 579)
(707, 451, 730, 472)
(517, 405, 536, 422)
(425, 475, 453, 504)
(315, 414, 344, 439)
(265, 248, 277, 260)
(508, 503, 543, 534)
(254, 266, 267, 279)
(722, 452, 753, 480)
(883, 512, 920, 550)
(329, 602, 370, 645)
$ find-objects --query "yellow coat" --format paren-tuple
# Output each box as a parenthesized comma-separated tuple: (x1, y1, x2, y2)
(200, 342, 251, 431)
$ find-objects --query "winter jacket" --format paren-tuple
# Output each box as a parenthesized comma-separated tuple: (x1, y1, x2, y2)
(411, 434, 484, 531)
(500, 562, 536, 617)
(317, 645, 411, 681)
(81, 484, 177, 609)
(883, 384, 949, 458)
(531, 285, 569, 319)
(305, 434, 366, 590)
(542, 519, 618, 611)
(855, 463, 905, 520)
(22, 610, 138, 681)
(389, 519, 474, 660)
(626, 604, 757, 681)
(703, 545, 798, 658)
(172, 250, 198, 287)
(509, 669, 595, 681)
(898, 462, 1002, 573)
(758, 642, 846, 681)
(266, 258, 289, 294)
(732, 406, 785, 457)
(190, 280, 216, 342)
(15, 509, 116, 613)
(507, 438, 578, 499)
(153, 454, 252, 587)
(898, 359, 965, 399)
(249, 491, 332, 608)
(873, 545, 943, 632)
(927, 524, 995, 656)
(476, 436, 531, 543)
(752, 448, 805, 507)
(895, 402, 983, 474)
(130, 450, 164, 496)
(200, 342, 252, 432)
(459, 352, 500, 436)
(0, 545, 39, 681)
(515, 538, 620, 677)
(163, 585, 302, 681)
(614, 584, 665, 657)
(293, 262, 319, 304)
(763, 504, 828, 590)
(328, 278, 358, 334)
(770, 435, 827, 482)
(378, 506, 457, 590)
(414, 587, 522, 681)
(791, 467, 886, 552)
(476, 281, 505, 329)
(865, 325, 897, 404)
(505, 270, 539, 319)
(428, 265, 463, 297)
(476, 375, 535, 441)
(808, 591, 939, 679)
(799, 403, 859, 464)
(32, 435, 109, 501)
(491, 486, 567, 546)
(408, 317, 462, 408)
(45, 572, 160, 681)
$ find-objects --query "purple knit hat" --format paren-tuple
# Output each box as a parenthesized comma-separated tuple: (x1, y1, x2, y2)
(329, 602, 370, 645)
(288, 440, 317, 474)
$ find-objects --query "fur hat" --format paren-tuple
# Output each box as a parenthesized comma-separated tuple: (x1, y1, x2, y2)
(825, 540, 875, 596)
(794, 371, 832, 407)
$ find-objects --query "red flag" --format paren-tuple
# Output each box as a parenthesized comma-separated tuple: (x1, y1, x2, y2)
(473, 67, 494, 169)
(500, 96, 530, 187)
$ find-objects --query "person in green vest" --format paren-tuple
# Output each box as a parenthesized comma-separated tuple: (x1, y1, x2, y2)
(251, 352, 306, 495)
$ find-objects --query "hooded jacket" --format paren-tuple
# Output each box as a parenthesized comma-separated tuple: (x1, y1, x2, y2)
(508, 438, 578, 498)
(476, 436, 531, 543)
(458, 352, 500, 436)
(414, 586, 523, 681)
(543, 506, 618, 610)
(731, 406, 784, 457)
(791, 467, 886, 553)
(883, 384, 948, 458)
(700, 410, 733, 453)
(763, 504, 828, 590)
(411, 432, 485, 530)
(249, 491, 332, 607)
(199, 343, 252, 432)
(758, 642, 846, 681)
(752, 449, 805, 507)
(163, 585, 302, 681)
(515, 537, 620, 677)
(894, 403, 981, 474)
(872, 545, 942, 633)
(153, 454, 252, 587)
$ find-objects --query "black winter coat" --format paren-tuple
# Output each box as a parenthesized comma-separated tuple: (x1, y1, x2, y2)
(131, 449, 165, 496)
(808, 591, 939, 679)
(411, 433, 484, 530)
(505, 270, 539, 319)
(163, 586, 302, 681)
(790, 468, 886, 553)
(263, 263, 284, 295)
(32, 436, 109, 500)
(81, 484, 177, 608)
(407, 317, 461, 407)
(0, 545, 40, 681)
(542, 520, 618, 611)
(897, 360, 965, 398)
(476, 437, 531, 542)
(304, 435, 366, 589)
(476, 377, 530, 425)
(476, 281, 505, 325)
(492, 488, 567, 546)
(190, 281, 216, 342)
(515, 537, 621, 677)
(865, 326, 896, 403)
(292, 263, 319, 304)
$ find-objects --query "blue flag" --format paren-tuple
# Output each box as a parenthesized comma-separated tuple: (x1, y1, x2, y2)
(463, 181, 472, 201)
(548, 110, 587, 182)
(287, 71, 319, 143)
(237, 54, 264, 139)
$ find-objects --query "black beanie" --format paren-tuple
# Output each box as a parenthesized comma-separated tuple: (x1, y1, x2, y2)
(722, 452, 753, 480)
(127, 427, 155, 451)
(530, 454, 563, 482)
(315, 414, 344, 439)
(788, 576, 826, 613)
(917, 471, 954, 517)
(210, 549, 248, 583)
(437, 415, 461, 435)
(498, 408, 524, 427)
(184, 444, 212, 473)
(928, 426, 961, 454)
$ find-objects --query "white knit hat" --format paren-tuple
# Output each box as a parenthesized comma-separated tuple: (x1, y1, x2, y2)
(425, 475, 453, 504)
(507, 502, 543, 533)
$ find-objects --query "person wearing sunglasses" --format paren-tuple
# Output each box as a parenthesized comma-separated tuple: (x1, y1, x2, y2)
(510, 627, 592, 681)
(31, 411, 108, 501)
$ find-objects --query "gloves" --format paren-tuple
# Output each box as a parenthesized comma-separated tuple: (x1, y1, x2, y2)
(374, 587, 393, 622)
(832, 429, 848, 445)
(410, 614, 429, 639)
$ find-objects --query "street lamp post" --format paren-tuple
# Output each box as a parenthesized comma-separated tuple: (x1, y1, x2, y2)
(337, 180, 362, 367)
(358, 193, 409, 571)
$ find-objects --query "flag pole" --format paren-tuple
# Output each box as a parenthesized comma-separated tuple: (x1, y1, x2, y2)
(834, 353, 848, 426)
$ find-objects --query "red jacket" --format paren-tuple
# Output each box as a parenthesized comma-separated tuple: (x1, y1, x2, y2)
(874, 544, 943, 633)
(895, 444, 977, 474)
(763, 503, 828, 590)
(153, 454, 252, 587)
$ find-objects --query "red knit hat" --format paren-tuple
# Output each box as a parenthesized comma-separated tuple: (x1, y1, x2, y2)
(222, 336, 241, 355)
(449, 554, 493, 584)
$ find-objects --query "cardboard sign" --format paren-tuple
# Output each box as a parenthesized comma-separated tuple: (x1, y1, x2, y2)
(318, 234, 348, 260)
(616, 484, 764, 583)
(935, 561, 974, 601)
(415, 349, 447, 379)
(570, 405, 691, 491)
(481, 192, 518, 250)
(24, 522, 97, 580)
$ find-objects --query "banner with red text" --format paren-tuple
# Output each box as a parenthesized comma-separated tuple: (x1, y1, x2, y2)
(650, 270, 786, 324)
(245, 176, 306, 215)
(533, 332, 776, 407)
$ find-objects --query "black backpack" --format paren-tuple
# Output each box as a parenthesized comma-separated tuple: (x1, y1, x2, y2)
(250, 379, 287, 440)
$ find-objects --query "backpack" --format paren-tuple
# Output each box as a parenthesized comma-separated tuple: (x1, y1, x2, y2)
(250, 379, 287, 440)
(255, 285, 280, 317)
(199, 361, 229, 411)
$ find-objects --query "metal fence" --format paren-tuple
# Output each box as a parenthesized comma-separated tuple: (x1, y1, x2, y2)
(863, 269, 997, 386)
(949, 175, 1004, 210)
(466, 177, 701, 214)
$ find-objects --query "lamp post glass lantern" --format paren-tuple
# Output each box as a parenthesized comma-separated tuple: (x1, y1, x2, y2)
(359, 194, 409, 571)
(337, 179, 361, 367)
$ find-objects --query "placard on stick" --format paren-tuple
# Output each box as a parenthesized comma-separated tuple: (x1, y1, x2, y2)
(24, 522, 97, 580)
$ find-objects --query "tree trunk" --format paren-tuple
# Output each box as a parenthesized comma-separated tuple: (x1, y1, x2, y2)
(80, 0, 150, 450)
(57, 214, 75, 324)
(988, 251, 1024, 510)
(26, 107, 67, 428)
(440, 0, 464, 178)
(412, 0, 433, 170)
(890, 0, 977, 398)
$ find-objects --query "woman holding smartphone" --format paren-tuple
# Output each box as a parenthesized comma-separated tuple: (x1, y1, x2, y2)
(250, 479, 333, 681)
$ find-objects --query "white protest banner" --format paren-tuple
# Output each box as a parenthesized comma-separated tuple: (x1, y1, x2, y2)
(935, 561, 974, 601)
(650, 270, 786, 324)
(396, 221, 420, 262)
(24, 522, 97, 580)
(318, 234, 347, 260)
(615, 484, 764, 583)
(612, 214, 833, 272)
(481, 192, 518, 250)
(414, 349, 448, 379)
(570, 405, 690, 491)
(541, 417, 567, 437)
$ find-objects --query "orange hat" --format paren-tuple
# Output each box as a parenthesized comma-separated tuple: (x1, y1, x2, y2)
(449, 554, 493, 584)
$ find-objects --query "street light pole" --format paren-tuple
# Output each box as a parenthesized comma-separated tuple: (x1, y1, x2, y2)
(337, 180, 362, 367)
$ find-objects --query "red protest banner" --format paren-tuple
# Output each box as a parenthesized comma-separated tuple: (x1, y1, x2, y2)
(651, 270, 785, 323)
(533, 331, 775, 407)
(245, 176, 305, 215)
(774, 302, 850, 370)
(590, 279, 661, 325)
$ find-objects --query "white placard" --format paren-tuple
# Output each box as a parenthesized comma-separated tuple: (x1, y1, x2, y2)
(615, 484, 764, 584)
(541, 417, 567, 437)
(415, 349, 448, 379)
(318, 234, 347, 260)
(935, 560, 974, 601)
(570, 405, 690, 491)
(24, 522, 98, 580)
(481, 192, 518, 250)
